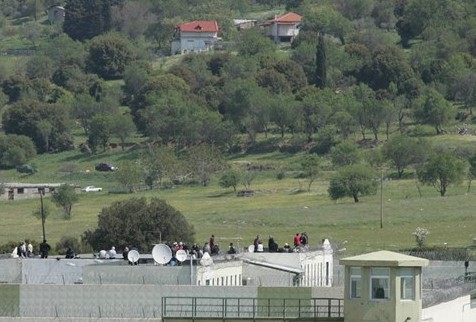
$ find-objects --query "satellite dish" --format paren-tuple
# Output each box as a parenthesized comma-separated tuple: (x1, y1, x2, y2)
(200, 251, 214, 266)
(127, 250, 140, 264)
(176, 249, 187, 262)
(152, 244, 172, 265)
(248, 245, 254, 253)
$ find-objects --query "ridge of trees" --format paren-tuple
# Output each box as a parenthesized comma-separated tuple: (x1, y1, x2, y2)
(1, 0, 476, 201)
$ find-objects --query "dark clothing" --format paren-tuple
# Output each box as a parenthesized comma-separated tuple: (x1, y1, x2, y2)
(40, 242, 51, 259)
(253, 236, 261, 252)
(268, 238, 278, 252)
(65, 248, 75, 259)
(209, 236, 215, 249)
(227, 245, 236, 254)
(300, 233, 308, 246)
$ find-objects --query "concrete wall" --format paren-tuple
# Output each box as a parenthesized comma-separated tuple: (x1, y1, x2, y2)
(16, 285, 258, 319)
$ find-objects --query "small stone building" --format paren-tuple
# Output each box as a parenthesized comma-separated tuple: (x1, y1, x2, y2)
(0, 183, 80, 201)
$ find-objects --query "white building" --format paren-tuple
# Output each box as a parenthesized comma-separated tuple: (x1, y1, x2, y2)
(171, 20, 220, 55)
(263, 12, 302, 43)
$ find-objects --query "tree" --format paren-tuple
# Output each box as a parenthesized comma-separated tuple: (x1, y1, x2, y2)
(88, 115, 112, 153)
(63, 0, 113, 41)
(237, 29, 275, 56)
(82, 197, 195, 252)
(0, 135, 36, 169)
(417, 153, 466, 197)
(186, 144, 227, 186)
(300, 154, 320, 192)
(270, 94, 298, 137)
(110, 113, 136, 151)
(35, 120, 53, 153)
(328, 164, 377, 203)
(140, 145, 184, 188)
(70, 94, 99, 135)
(25, 56, 55, 80)
(467, 152, 476, 192)
(2, 100, 73, 153)
(87, 33, 138, 79)
(52, 184, 79, 218)
(111, 0, 155, 40)
(298, 87, 334, 142)
(314, 33, 327, 88)
(113, 160, 143, 193)
(382, 135, 429, 178)
(301, 5, 351, 44)
(219, 169, 241, 193)
(413, 87, 454, 135)
(330, 142, 362, 167)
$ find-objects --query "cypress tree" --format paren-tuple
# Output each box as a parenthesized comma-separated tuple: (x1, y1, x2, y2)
(314, 33, 327, 88)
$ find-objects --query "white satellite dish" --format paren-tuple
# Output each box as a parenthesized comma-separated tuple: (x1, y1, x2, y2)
(199, 251, 214, 266)
(152, 244, 172, 265)
(176, 249, 187, 262)
(248, 245, 254, 253)
(127, 249, 140, 264)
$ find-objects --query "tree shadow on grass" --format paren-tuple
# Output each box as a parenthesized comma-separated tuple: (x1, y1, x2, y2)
(207, 191, 235, 198)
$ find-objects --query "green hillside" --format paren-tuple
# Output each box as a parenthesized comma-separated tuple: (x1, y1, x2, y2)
(1, 133, 475, 256)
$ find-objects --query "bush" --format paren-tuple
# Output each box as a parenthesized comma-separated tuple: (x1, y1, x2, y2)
(55, 236, 82, 255)
(0, 241, 19, 255)
(413, 227, 429, 247)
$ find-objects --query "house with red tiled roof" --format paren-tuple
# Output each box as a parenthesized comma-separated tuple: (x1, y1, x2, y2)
(171, 20, 221, 55)
(263, 12, 302, 43)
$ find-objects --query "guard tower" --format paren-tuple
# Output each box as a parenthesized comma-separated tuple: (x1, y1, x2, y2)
(340, 250, 429, 322)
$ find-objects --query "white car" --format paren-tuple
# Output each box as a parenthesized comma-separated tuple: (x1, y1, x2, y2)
(81, 186, 102, 192)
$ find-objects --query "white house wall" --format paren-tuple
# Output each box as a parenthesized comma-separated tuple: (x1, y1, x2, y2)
(196, 261, 243, 286)
(422, 294, 476, 322)
(178, 31, 218, 54)
(277, 24, 299, 37)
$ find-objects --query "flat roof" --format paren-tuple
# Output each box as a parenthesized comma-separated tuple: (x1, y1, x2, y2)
(339, 250, 429, 267)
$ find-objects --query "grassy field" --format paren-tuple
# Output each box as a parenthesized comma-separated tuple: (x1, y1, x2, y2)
(1, 137, 475, 256)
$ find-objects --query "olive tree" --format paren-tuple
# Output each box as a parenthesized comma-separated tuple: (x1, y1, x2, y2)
(82, 197, 195, 252)
(51, 184, 79, 218)
(417, 153, 466, 197)
(328, 164, 377, 203)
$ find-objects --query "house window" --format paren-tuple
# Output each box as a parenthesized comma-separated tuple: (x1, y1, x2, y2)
(400, 268, 415, 300)
(17, 188, 24, 194)
(371, 268, 390, 300)
(350, 267, 362, 299)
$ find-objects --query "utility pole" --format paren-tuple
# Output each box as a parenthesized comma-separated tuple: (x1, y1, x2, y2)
(380, 168, 384, 229)
(40, 188, 46, 241)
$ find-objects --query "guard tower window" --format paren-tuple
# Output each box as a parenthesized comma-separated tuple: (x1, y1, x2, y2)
(371, 268, 390, 300)
(350, 267, 361, 299)
(400, 268, 415, 300)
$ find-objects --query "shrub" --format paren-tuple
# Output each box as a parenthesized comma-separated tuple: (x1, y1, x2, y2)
(413, 227, 429, 248)
(55, 236, 82, 255)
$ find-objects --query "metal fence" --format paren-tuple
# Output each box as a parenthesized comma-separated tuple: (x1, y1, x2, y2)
(162, 297, 344, 320)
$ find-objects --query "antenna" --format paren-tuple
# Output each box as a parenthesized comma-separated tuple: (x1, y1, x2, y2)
(127, 249, 140, 264)
(175, 249, 187, 262)
(152, 244, 172, 265)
